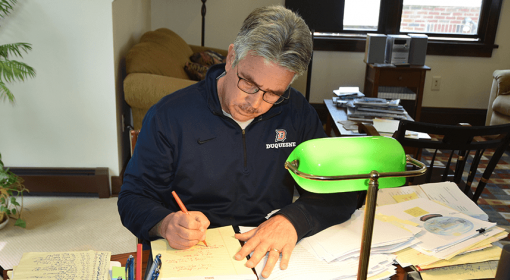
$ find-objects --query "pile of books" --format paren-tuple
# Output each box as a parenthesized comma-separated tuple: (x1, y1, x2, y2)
(346, 97, 409, 122)
(332, 86, 365, 107)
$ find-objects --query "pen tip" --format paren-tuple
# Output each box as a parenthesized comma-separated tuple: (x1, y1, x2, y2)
(203, 240, 208, 247)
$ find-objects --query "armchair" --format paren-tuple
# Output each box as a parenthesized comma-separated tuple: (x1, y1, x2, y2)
(124, 28, 228, 130)
(486, 70, 510, 126)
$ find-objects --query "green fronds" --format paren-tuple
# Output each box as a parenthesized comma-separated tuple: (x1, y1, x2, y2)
(0, 59, 35, 83)
(0, 0, 17, 18)
(0, 81, 14, 102)
(0, 43, 32, 59)
(0, 1, 36, 104)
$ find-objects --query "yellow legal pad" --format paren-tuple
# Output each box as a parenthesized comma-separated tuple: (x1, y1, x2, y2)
(151, 225, 257, 280)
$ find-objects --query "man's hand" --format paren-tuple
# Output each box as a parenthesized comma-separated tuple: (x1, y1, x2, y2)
(159, 211, 210, 249)
(234, 215, 298, 278)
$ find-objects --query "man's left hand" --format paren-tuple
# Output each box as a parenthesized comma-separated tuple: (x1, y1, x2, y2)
(234, 215, 298, 278)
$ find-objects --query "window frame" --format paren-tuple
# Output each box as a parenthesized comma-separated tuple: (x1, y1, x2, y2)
(311, 0, 502, 57)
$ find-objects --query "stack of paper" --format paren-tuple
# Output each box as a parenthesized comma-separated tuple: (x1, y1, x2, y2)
(346, 98, 408, 122)
(257, 209, 419, 280)
(255, 241, 396, 280)
(377, 183, 489, 227)
(376, 198, 496, 256)
(375, 182, 507, 279)
(301, 209, 418, 263)
(9, 250, 111, 280)
(332, 87, 365, 108)
(333, 87, 364, 98)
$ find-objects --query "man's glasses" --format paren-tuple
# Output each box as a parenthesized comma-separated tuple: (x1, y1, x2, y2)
(236, 67, 290, 105)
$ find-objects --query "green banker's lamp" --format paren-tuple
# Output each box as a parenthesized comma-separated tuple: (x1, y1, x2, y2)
(285, 136, 426, 280)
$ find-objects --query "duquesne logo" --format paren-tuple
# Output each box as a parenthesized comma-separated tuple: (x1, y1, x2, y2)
(266, 129, 296, 149)
(275, 129, 287, 142)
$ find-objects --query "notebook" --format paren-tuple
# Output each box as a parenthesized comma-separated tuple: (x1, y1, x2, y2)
(151, 226, 257, 280)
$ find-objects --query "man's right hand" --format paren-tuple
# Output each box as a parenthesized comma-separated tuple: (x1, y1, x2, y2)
(158, 211, 210, 249)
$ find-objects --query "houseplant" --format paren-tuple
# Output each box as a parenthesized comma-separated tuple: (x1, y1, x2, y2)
(0, 153, 28, 228)
(0, 0, 36, 103)
(0, 0, 35, 228)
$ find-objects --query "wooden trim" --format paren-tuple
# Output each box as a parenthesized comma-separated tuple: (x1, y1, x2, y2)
(8, 167, 111, 198)
(111, 175, 122, 197)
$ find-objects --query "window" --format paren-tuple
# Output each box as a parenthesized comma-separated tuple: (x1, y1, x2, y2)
(285, 0, 502, 57)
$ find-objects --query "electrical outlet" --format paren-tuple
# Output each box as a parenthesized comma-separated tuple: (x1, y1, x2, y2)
(431, 76, 441, 91)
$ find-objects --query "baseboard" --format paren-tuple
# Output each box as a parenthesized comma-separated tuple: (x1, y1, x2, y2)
(311, 103, 487, 126)
(8, 167, 110, 198)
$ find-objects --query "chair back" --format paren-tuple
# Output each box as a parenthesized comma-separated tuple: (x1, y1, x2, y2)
(394, 120, 510, 203)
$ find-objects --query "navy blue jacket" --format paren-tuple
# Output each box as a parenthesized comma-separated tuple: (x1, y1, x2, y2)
(118, 64, 357, 243)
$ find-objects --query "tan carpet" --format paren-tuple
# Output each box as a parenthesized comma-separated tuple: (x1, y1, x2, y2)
(0, 196, 136, 270)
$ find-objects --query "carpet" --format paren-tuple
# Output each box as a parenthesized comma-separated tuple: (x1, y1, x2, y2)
(0, 196, 136, 271)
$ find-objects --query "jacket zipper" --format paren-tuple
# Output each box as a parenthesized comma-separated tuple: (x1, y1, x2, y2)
(242, 129, 248, 168)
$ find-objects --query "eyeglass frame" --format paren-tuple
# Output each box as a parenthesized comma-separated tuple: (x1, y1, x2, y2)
(236, 67, 291, 105)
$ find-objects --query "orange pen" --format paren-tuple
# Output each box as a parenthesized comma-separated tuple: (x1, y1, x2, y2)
(172, 191, 208, 246)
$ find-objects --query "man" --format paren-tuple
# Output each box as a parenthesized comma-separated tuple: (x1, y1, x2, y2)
(118, 5, 357, 278)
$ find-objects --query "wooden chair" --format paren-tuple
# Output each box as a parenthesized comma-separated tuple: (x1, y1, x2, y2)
(387, 120, 510, 203)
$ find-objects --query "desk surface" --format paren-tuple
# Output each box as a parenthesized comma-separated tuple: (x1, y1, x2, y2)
(2, 250, 496, 280)
(324, 99, 364, 136)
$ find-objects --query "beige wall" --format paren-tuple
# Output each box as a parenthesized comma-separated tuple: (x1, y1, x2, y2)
(153, 0, 510, 110)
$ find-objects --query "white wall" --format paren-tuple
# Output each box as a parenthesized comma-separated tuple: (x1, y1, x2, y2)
(0, 0, 152, 183)
(0, 1, 118, 176)
(153, 0, 510, 111)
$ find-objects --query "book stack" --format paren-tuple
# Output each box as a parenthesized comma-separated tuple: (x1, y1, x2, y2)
(332, 86, 365, 107)
(346, 97, 408, 122)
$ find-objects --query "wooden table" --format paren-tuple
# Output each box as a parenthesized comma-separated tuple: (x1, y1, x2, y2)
(363, 64, 431, 121)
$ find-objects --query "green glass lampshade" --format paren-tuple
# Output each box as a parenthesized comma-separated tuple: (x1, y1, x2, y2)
(286, 136, 407, 193)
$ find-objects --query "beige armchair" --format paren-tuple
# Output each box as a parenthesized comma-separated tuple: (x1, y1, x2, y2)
(124, 28, 227, 130)
(486, 70, 510, 126)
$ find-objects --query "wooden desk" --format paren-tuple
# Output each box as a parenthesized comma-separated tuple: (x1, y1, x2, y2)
(363, 64, 431, 121)
(2, 250, 150, 280)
